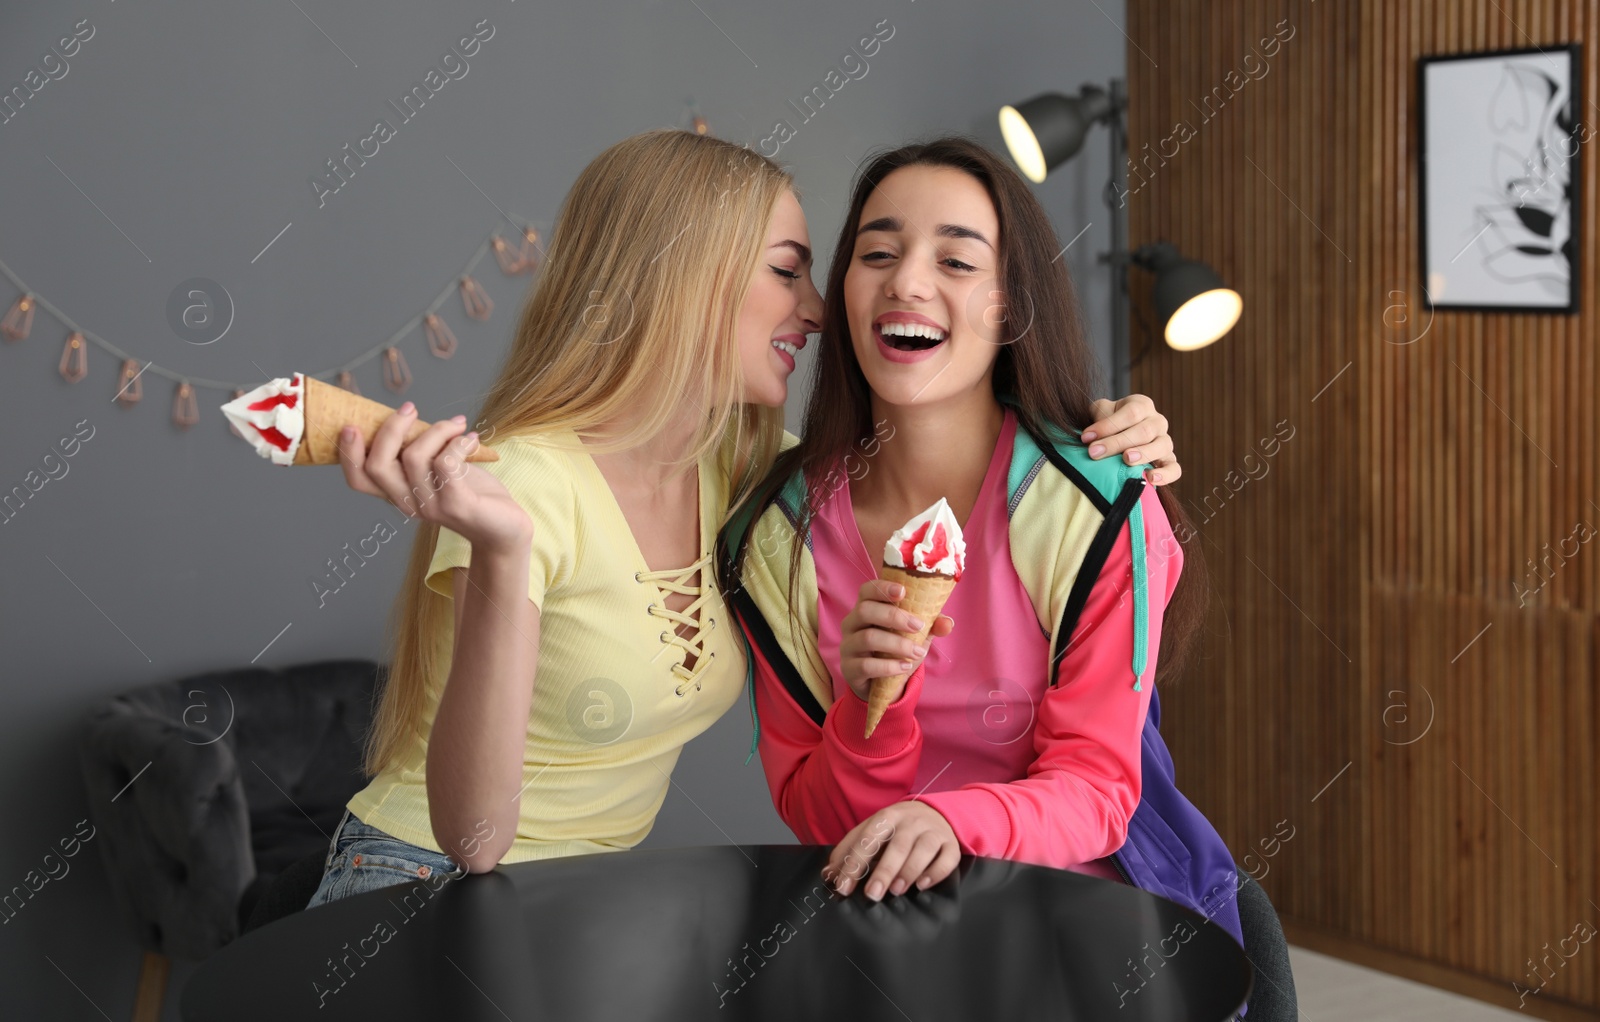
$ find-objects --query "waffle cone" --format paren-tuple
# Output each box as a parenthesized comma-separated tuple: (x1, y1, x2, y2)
(291, 377, 498, 465)
(864, 564, 958, 738)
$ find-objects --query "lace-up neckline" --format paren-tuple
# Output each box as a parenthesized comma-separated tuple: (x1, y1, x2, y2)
(640, 550, 715, 696)
(578, 442, 719, 699)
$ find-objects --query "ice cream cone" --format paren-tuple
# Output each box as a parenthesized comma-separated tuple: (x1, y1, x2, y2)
(291, 376, 498, 465)
(864, 564, 958, 738)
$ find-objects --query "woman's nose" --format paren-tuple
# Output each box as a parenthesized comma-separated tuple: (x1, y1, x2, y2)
(885, 260, 931, 303)
(798, 276, 823, 331)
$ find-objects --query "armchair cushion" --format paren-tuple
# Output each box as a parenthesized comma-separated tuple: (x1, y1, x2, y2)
(79, 659, 381, 960)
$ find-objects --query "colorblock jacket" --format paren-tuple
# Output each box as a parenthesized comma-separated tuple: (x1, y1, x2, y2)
(716, 416, 1246, 951)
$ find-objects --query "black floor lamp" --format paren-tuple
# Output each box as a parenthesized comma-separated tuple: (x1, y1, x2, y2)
(999, 81, 1241, 396)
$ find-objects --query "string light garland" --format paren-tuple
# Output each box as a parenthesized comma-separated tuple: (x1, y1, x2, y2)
(0, 221, 544, 430)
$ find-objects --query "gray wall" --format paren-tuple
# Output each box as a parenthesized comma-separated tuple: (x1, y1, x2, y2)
(0, 1, 1124, 1016)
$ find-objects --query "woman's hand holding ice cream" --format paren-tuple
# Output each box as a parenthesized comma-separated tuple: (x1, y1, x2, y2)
(851, 497, 967, 737)
(337, 404, 533, 555)
(221, 374, 499, 467)
(839, 579, 954, 702)
(220, 374, 528, 550)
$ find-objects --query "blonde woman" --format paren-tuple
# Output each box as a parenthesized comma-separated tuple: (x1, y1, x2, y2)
(305, 129, 1181, 906)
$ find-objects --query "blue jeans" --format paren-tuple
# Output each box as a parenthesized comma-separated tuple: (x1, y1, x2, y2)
(305, 808, 467, 909)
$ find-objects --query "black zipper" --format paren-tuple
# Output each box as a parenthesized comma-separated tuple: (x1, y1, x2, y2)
(1109, 851, 1134, 885)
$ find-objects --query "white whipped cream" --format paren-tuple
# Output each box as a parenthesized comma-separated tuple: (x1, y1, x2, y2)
(221, 374, 305, 466)
(883, 496, 966, 578)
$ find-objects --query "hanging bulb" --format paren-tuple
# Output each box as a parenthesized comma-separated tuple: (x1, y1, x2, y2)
(491, 234, 524, 275)
(423, 313, 458, 359)
(459, 275, 492, 320)
(114, 359, 143, 406)
(59, 331, 87, 383)
(382, 347, 412, 394)
(519, 227, 542, 274)
(172, 381, 199, 429)
(2, 294, 34, 341)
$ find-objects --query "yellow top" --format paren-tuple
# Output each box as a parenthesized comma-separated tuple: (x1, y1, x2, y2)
(346, 429, 747, 862)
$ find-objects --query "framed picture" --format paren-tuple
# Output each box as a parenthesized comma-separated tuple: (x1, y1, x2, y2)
(1419, 44, 1582, 312)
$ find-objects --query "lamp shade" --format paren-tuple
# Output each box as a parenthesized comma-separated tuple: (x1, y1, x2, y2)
(1134, 243, 1241, 351)
(999, 87, 1115, 183)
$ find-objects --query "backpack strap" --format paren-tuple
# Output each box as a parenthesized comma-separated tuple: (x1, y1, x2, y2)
(716, 492, 765, 764)
(716, 469, 814, 763)
(724, 420, 1154, 771)
(1012, 417, 1152, 692)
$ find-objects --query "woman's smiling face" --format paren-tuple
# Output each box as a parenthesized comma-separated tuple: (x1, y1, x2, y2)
(844, 164, 1005, 408)
(737, 189, 823, 407)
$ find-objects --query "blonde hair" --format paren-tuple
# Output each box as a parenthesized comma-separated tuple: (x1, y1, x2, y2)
(365, 129, 792, 776)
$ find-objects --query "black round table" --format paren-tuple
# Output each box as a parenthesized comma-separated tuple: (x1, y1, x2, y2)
(182, 845, 1251, 1021)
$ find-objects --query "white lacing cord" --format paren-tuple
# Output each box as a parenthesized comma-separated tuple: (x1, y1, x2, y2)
(638, 551, 715, 696)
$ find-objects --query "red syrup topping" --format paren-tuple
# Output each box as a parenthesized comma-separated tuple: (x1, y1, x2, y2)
(897, 520, 929, 570)
(253, 424, 292, 452)
(923, 522, 952, 573)
(248, 391, 298, 412)
(895, 518, 961, 578)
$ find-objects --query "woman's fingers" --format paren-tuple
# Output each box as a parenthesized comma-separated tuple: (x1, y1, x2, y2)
(826, 817, 884, 896)
(335, 425, 386, 499)
(851, 626, 926, 660)
(401, 415, 469, 473)
(1093, 413, 1166, 459)
(1125, 432, 1172, 468)
(826, 806, 960, 902)
(841, 577, 936, 691)
(1147, 459, 1181, 485)
(366, 404, 418, 466)
(398, 418, 470, 511)
(844, 654, 916, 682)
(918, 841, 962, 890)
(364, 406, 473, 519)
(1083, 394, 1165, 453)
(363, 407, 424, 512)
(862, 830, 917, 901)
(855, 598, 925, 635)
(840, 627, 925, 691)
(858, 578, 903, 605)
(1128, 432, 1178, 482)
(432, 429, 481, 478)
(333, 406, 524, 552)
(890, 832, 945, 896)
(1083, 394, 1137, 443)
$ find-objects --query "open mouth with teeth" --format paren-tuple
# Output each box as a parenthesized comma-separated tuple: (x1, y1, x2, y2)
(877, 321, 948, 350)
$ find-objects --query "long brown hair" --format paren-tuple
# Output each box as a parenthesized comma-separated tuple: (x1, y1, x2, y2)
(755, 136, 1206, 686)
(366, 130, 792, 776)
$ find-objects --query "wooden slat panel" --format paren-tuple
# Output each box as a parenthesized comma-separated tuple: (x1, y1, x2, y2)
(1126, 1, 1598, 1015)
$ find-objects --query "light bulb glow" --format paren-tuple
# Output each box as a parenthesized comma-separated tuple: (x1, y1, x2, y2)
(1164, 288, 1241, 350)
(999, 106, 1048, 183)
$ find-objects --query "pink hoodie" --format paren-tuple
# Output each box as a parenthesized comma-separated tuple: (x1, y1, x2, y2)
(744, 410, 1179, 876)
